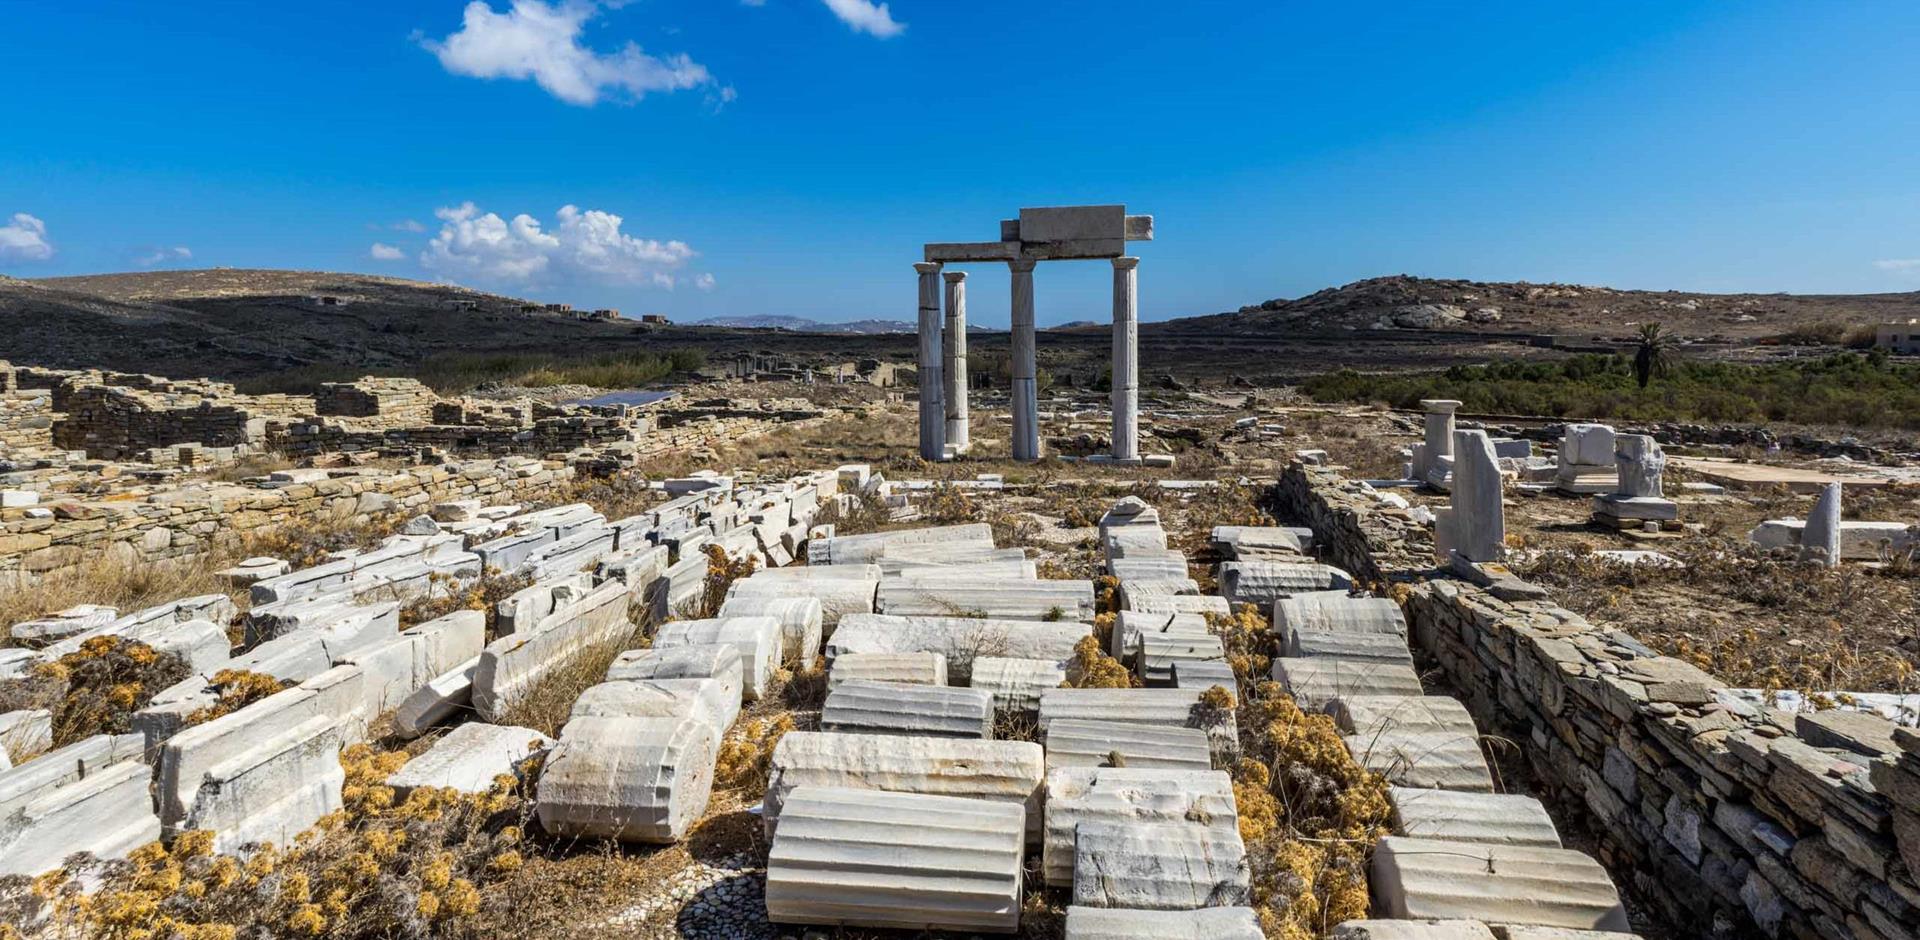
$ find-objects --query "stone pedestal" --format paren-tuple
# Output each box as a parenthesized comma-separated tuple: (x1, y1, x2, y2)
(1009, 260, 1039, 461)
(1416, 399, 1460, 487)
(915, 262, 946, 461)
(942, 271, 970, 454)
(1593, 433, 1676, 525)
(1110, 258, 1140, 463)
(1555, 423, 1617, 494)
(1802, 482, 1842, 566)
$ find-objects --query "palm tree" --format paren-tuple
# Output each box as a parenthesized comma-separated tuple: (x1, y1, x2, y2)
(1633, 322, 1676, 389)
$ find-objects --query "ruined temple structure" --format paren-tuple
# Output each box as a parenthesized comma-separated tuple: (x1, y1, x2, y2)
(917, 205, 1154, 463)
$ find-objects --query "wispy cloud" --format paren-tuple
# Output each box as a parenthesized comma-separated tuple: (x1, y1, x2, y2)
(421, 0, 717, 106)
(1874, 258, 1920, 272)
(370, 243, 406, 261)
(135, 245, 192, 267)
(0, 213, 53, 262)
(821, 0, 904, 38)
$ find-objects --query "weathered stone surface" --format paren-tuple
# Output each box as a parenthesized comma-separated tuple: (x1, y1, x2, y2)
(821, 679, 993, 738)
(386, 722, 551, 795)
(535, 714, 716, 843)
(0, 737, 155, 876)
(393, 656, 479, 739)
(876, 578, 1095, 621)
(156, 674, 363, 830)
(652, 616, 781, 702)
(1218, 561, 1353, 606)
(1138, 633, 1227, 686)
(1801, 482, 1842, 566)
(471, 581, 632, 720)
(1345, 729, 1493, 792)
(1072, 820, 1250, 910)
(1289, 630, 1415, 664)
(1389, 787, 1561, 847)
(182, 712, 345, 853)
(495, 573, 595, 635)
(826, 651, 947, 688)
(764, 731, 1043, 836)
(1125, 594, 1233, 618)
(828, 614, 1086, 680)
(1371, 837, 1630, 931)
(1272, 594, 1406, 645)
(1271, 658, 1424, 708)
(340, 609, 484, 716)
(765, 785, 1025, 932)
(1109, 554, 1192, 581)
(970, 657, 1068, 714)
(1042, 766, 1237, 886)
(8, 604, 116, 646)
(0, 711, 51, 762)
(717, 594, 823, 667)
(1435, 429, 1505, 563)
(605, 643, 744, 709)
(1330, 921, 1496, 940)
(1064, 905, 1264, 940)
(1211, 525, 1305, 559)
(1113, 610, 1213, 661)
(1330, 696, 1478, 738)
(726, 571, 878, 626)
(1038, 688, 1236, 758)
(1043, 718, 1215, 774)
(569, 677, 739, 742)
(813, 523, 993, 566)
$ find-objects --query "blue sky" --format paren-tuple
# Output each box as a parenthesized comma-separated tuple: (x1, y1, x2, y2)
(3, 0, 1919, 326)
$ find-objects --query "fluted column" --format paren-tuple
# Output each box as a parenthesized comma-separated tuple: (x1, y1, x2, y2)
(1110, 257, 1140, 463)
(1008, 259, 1039, 461)
(943, 271, 970, 453)
(915, 261, 946, 461)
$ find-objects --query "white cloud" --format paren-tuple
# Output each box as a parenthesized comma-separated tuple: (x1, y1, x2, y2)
(135, 246, 192, 267)
(421, 201, 699, 289)
(393, 219, 427, 233)
(694, 272, 716, 291)
(821, 0, 904, 37)
(0, 213, 53, 262)
(1874, 259, 1920, 272)
(422, 0, 716, 106)
(370, 243, 406, 261)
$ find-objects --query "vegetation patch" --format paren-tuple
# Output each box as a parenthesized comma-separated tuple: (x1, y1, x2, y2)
(1304, 351, 1920, 429)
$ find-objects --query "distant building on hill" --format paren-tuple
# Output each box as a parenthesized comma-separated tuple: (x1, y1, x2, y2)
(640, 314, 671, 325)
(1876, 321, 1920, 354)
(588, 308, 620, 321)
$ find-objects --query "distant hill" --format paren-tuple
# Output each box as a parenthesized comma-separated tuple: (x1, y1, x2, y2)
(1160, 274, 1920, 341)
(692, 314, 915, 334)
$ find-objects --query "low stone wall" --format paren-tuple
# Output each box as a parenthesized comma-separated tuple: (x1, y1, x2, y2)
(1273, 462, 1430, 584)
(0, 456, 576, 581)
(1274, 461, 1920, 939)
(0, 390, 53, 454)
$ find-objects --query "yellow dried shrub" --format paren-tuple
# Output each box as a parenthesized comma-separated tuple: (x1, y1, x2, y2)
(184, 669, 291, 726)
(1064, 635, 1138, 689)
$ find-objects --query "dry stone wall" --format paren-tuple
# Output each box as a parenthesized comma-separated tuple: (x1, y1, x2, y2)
(1274, 461, 1920, 940)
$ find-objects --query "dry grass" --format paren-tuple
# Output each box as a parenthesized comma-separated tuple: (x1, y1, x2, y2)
(495, 622, 645, 739)
(0, 553, 245, 648)
(1515, 542, 1920, 693)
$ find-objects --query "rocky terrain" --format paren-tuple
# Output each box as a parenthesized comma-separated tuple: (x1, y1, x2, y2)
(7, 270, 1914, 393)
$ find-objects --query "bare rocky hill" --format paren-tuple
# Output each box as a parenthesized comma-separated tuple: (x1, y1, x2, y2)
(1164, 274, 1920, 340)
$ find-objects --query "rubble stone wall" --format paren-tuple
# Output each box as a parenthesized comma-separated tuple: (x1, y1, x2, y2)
(0, 457, 577, 581)
(0, 390, 54, 453)
(1275, 461, 1920, 940)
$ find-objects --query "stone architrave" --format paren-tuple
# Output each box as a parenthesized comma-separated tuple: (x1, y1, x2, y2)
(915, 262, 946, 461)
(1009, 259, 1039, 461)
(943, 271, 970, 453)
(1417, 399, 1461, 486)
(1802, 482, 1842, 567)
(1437, 429, 1505, 563)
(1111, 257, 1140, 463)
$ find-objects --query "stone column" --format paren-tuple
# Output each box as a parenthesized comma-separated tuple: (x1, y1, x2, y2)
(943, 271, 970, 453)
(1438, 428, 1505, 563)
(1009, 259, 1039, 461)
(1802, 482, 1842, 566)
(1110, 257, 1140, 463)
(1417, 399, 1460, 484)
(915, 262, 946, 461)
